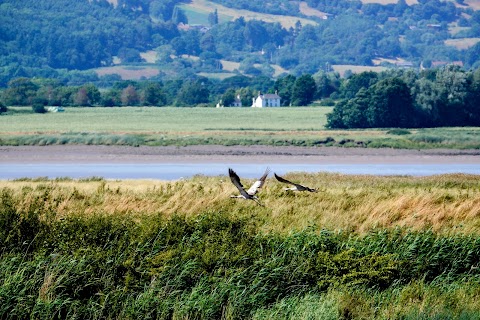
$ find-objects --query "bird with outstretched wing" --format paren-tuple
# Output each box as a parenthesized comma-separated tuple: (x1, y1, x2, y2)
(229, 167, 270, 205)
(274, 173, 317, 192)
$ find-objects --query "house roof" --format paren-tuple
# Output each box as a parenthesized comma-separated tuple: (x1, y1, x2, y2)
(261, 94, 280, 99)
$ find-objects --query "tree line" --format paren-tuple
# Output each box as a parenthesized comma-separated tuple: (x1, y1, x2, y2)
(327, 66, 480, 128)
(2, 66, 479, 129)
(0, 72, 329, 109)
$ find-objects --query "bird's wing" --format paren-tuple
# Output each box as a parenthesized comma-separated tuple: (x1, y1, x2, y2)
(274, 173, 295, 185)
(229, 168, 250, 198)
(275, 173, 314, 191)
(247, 167, 270, 195)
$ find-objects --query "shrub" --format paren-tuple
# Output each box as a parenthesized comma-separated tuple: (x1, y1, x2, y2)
(32, 103, 47, 114)
(0, 102, 7, 113)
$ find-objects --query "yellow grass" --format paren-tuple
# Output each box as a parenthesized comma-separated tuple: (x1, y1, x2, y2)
(372, 57, 408, 66)
(181, 0, 318, 29)
(361, 0, 418, 5)
(332, 65, 388, 77)
(444, 38, 480, 50)
(3, 173, 480, 235)
(140, 50, 158, 63)
(105, 0, 118, 7)
(95, 66, 160, 80)
(197, 72, 238, 79)
(299, 1, 327, 18)
(221, 60, 240, 71)
(465, 0, 480, 10)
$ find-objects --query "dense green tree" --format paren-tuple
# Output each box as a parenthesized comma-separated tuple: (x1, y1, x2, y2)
(221, 88, 236, 107)
(466, 68, 480, 125)
(341, 88, 371, 128)
(208, 9, 219, 26)
(433, 66, 471, 126)
(175, 79, 210, 106)
(237, 87, 255, 107)
(326, 99, 348, 129)
(291, 74, 316, 106)
(100, 89, 121, 107)
(314, 72, 340, 99)
(340, 72, 378, 99)
(366, 77, 414, 128)
(274, 75, 296, 106)
(3, 78, 39, 105)
(142, 82, 167, 106)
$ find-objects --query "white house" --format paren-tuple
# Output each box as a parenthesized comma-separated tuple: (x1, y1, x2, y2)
(251, 92, 281, 107)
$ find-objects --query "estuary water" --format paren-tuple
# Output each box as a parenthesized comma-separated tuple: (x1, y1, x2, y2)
(2, 163, 480, 180)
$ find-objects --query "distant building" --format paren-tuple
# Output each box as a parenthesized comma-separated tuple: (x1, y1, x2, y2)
(232, 95, 242, 107)
(177, 23, 210, 33)
(216, 95, 243, 108)
(431, 60, 464, 68)
(251, 92, 281, 107)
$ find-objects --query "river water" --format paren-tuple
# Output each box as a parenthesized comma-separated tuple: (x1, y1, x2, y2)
(2, 163, 480, 180)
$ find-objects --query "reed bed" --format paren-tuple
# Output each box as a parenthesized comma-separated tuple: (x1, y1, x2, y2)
(2, 173, 479, 234)
(1, 173, 480, 318)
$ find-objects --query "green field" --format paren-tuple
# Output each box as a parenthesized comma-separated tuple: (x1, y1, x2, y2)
(1, 106, 330, 133)
(1, 173, 480, 318)
(2, 106, 480, 149)
(179, 0, 318, 29)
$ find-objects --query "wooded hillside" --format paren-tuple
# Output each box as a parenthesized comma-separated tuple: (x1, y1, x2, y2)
(1, 0, 480, 86)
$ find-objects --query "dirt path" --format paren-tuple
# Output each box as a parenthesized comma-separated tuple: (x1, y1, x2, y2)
(1, 145, 479, 164)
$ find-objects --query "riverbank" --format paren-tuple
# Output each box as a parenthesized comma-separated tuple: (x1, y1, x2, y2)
(1, 145, 480, 164)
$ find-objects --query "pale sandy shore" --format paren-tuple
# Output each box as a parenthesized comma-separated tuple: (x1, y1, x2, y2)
(1, 145, 480, 164)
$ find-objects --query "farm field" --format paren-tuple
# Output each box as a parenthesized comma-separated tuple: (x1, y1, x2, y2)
(2, 107, 480, 149)
(1, 173, 480, 318)
(179, 0, 318, 29)
(444, 37, 480, 50)
(332, 64, 389, 77)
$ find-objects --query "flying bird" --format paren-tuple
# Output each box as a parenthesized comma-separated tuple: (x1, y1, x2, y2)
(274, 173, 317, 192)
(229, 167, 270, 205)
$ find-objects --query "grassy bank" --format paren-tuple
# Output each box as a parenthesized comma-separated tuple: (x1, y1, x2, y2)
(1, 173, 480, 318)
(2, 107, 480, 149)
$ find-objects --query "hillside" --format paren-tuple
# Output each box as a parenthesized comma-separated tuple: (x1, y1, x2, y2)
(1, 0, 480, 86)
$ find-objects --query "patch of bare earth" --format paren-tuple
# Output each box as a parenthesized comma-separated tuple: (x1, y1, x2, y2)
(95, 66, 160, 80)
(299, 2, 328, 18)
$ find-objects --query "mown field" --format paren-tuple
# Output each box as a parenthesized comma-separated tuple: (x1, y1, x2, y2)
(2, 107, 480, 149)
(179, 0, 318, 29)
(1, 173, 480, 318)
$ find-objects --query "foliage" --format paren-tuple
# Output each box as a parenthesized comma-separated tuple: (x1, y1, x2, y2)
(1, 0, 479, 86)
(328, 67, 480, 129)
(1, 174, 480, 318)
(31, 103, 47, 114)
(291, 74, 317, 106)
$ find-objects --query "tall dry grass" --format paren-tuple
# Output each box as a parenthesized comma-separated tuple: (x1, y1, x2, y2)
(2, 173, 480, 318)
(2, 172, 480, 235)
